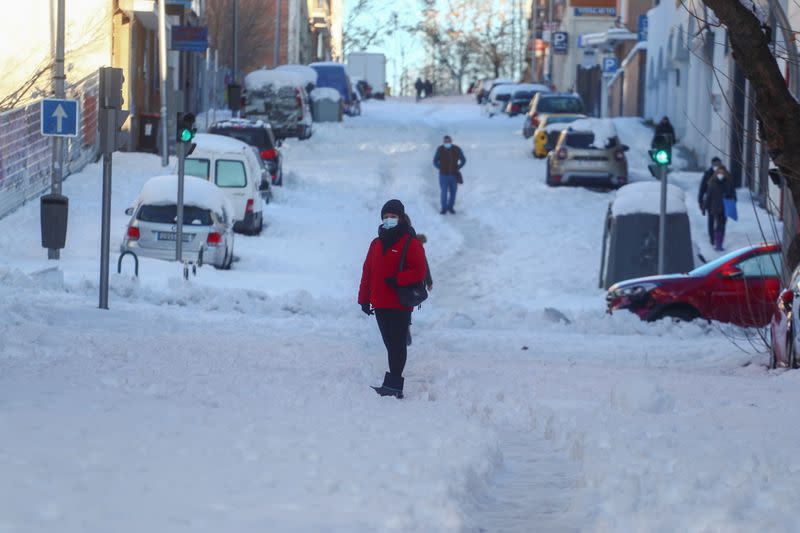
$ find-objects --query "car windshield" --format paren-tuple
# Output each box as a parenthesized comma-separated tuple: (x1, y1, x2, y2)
(689, 248, 756, 276)
(564, 132, 595, 149)
(215, 159, 247, 188)
(184, 158, 210, 179)
(210, 127, 272, 149)
(494, 93, 511, 102)
(539, 97, 583, 113)
(548, 116, 580, 125)
(513, 91, 535, 100)
(137, 204, 212, 225)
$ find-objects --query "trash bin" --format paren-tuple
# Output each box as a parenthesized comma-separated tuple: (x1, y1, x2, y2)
(40, 194, 69, 249)
(137, 113, 160, 153)
(312, 99, 343, 122)
(599, 182, 694, 289)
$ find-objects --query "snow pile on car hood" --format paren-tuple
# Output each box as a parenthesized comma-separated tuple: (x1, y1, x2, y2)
(567, 118, 618, 148)
(543, 117, 584, 133)
(310, 87, 342, 102)
(191, 133, 251, 154)
(275, 64, 317, 86)
(611, 181, 687, 216)
(245, 69, 305, 90)
(135, 174, 232, 217)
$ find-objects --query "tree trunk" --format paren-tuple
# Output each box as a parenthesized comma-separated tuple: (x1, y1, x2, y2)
(701, 0, 800, 269)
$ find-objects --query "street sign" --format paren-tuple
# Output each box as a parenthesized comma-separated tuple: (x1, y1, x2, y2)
(171, 25, 208, 52)
(40, 98, 79, 137)
(602, 57, 619, 75)
(638, 14, 649, 42)
(552, 32, 569, 54)
(574, 7, 616, 16)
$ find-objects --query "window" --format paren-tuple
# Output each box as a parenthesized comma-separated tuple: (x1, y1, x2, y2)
(565, 132, 596, 149)
(215, 159, 247, 188)
(736, 252, 781, 278)
(137, 205, 212, 225)
(185, 158, 210, 179)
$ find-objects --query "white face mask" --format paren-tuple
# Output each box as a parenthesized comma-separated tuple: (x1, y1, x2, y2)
(382, 218, 399, 229)
(443, 143, 452, 149)
(716, 173, 725, 180)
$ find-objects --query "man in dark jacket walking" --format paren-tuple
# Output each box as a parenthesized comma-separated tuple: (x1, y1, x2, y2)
(433, 135, 466, 214)
(414, 78, 423, 101)
(703, 165, 735, 251)
(698, 156, 723, 244)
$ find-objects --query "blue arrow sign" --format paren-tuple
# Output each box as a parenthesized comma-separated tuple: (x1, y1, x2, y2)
(41, 98, 79, 137)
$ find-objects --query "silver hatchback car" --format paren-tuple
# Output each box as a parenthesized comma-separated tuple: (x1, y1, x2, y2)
(545, 120, 629, 188)
(121, 175, 235, 269)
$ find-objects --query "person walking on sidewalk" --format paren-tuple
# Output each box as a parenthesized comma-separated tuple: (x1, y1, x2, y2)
(698, 156, 723, 245)
(703, 164, 735, 251)
(414, 78, 424, 102)
(433, 135, 466, 214)
(358, 199, 428, 398)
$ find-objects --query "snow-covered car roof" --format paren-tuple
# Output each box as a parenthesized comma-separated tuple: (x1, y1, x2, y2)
(489, 84, 516, 97)
(309, 61, 346, 69)
(512, 83, 550, 95)
(612, 182, 687, 216)
(310, 87, 342, 102)
(135, 174, 233, 217)
(191, 133, 253, 154)
(245, 69, 307, 90)
(209, 118, 272, 131)
(563, 118, 618, 148)
(274, 64, 318, 86)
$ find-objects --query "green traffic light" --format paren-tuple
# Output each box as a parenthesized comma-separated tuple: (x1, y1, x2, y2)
(654, 149, 670, 165)
(179, 128, 193, 142)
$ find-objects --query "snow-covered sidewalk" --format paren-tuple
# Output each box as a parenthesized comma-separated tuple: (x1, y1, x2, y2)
(2, 98, 800, 532)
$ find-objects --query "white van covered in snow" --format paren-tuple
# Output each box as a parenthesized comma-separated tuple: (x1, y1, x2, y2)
(182, 133, 264, 235)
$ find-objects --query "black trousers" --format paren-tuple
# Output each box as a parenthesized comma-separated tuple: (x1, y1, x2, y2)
(374, 309, 412, 377)
(708, 212, 726, 240)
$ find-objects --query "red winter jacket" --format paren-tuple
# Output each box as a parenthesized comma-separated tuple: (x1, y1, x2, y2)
(358, 234, 427, 310)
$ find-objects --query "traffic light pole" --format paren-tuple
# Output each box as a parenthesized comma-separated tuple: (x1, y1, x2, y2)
(658, 164, 667, 275)
(176, 141, 185, 262)
(99, 144, 113, 309)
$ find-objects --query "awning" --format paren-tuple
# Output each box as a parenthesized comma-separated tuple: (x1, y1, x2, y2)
(579, 28, 639, 50)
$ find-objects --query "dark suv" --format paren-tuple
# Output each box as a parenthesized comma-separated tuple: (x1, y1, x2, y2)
(208, 118, 285, 186)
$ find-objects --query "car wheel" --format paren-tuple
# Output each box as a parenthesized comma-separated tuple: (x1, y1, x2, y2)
(215, 247, 228, 270)
(788, 327, 797, 368)
(545, 164, 554, 186)
(224, 247, 234, 270)
(651, 305, 700, 322)
(770, 336, 781, 369)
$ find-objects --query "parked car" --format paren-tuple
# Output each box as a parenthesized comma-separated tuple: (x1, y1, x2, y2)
(770, 263, 799, 368)
(545, 119, 628, 188)
(505, 83, 550, 116)
(523, 92, 585, 138)
(121, 174, 235, 269)
(533, 114, 586, 158)
(243, 69, 313, 140)
(208, 118, 284, 187)
(310, 62, 358, 116)
(477, 77, 513, 104)
(485, 84, 516, 117)
(607, 243, 782, 326)
(182, 133, 265, 235)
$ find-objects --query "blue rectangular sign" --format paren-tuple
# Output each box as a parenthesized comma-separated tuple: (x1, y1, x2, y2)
(552, 31, 569, 54)
(602, 57, 619, 74)
(40, 98, 79, 137)
(171, 25, 208, 52)
(575, 7, 616, 16)
(638, 14, 649, 41)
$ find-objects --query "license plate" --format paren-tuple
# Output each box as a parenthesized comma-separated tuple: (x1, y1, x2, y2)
(574, 160, 606, 168)
(157, 232, 193, 242)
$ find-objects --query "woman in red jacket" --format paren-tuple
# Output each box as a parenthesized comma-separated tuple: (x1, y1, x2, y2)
(358, 199, 427, 398)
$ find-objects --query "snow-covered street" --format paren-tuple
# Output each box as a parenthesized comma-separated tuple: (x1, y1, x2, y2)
(3, 96, 800, 532)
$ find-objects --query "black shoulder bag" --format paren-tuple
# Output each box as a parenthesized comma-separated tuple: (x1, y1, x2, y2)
(396, 237, 429, 307)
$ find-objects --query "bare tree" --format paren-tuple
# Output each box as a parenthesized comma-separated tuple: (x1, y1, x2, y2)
(474, 3, 514, 79)
(695, 0, 800, 268)
(343, 0, 403, 57)
(207, 0, 273, 72)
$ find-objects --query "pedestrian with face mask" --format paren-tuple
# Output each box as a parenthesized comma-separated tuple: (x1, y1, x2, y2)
(699, 156, 723, 245)
(358, 199, 428, 398)
(433, 135, 466, 214)
(703, 164, 735, 251)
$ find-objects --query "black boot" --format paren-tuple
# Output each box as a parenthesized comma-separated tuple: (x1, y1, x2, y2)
(372, 372, 404, 399)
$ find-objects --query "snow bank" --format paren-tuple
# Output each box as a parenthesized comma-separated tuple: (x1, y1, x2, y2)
(135, 174, 232, 217)
(275, 64, 318, 86)
(245, 69, 304, 90)
(567, 118, 618, 148)
(310, 87, 342, 102)
(611, 181, 687, 216)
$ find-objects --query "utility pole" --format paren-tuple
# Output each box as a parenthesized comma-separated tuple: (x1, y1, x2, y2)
(274, 0, 282, 67)
(49, 0, 65, 260)
(158, 0, 169, 166)
(547, 0, 554, 82)
(531, 0, 538, 82)
(657, 164, 667, 275)
(233, 0, 239, 79)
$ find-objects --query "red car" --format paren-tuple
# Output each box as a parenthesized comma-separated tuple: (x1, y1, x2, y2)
(769, 264, 799, 368)
(607, 243, 782, 327)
